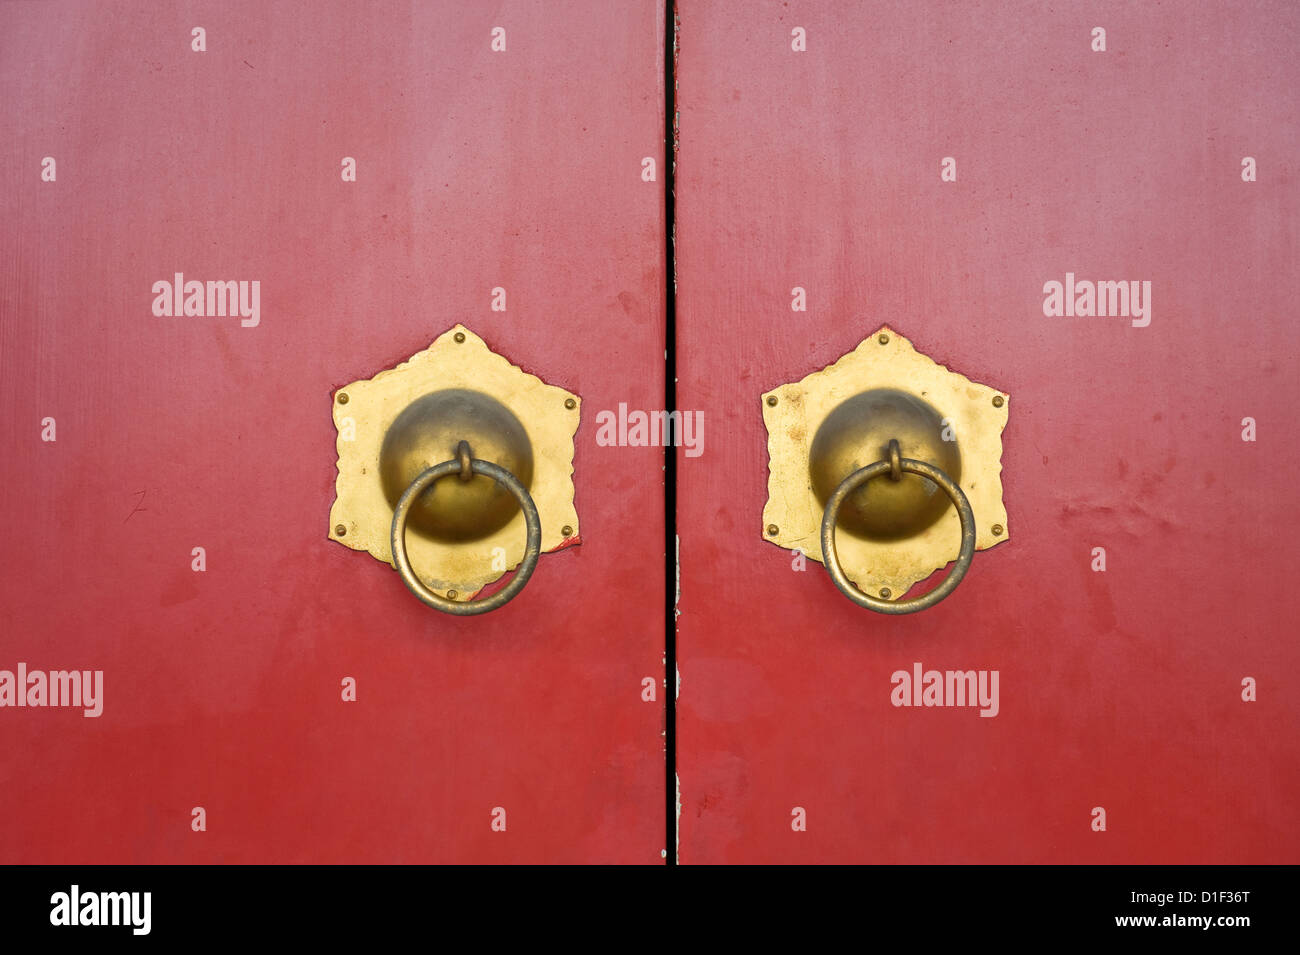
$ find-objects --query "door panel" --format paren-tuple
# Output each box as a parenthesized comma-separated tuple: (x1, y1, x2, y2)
(0, 0, 666, 864)
(675, 1, 1299, 863)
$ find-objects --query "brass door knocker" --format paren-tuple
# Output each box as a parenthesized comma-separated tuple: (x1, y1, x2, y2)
(329, 326, 579, 614)
(762, 327, 1009, 614)
(390, 440, 542, 615)
(820, 439, 975, 613)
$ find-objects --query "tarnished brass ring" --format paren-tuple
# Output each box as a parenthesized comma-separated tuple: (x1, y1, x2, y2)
(390, 457, 541, 615)
(820, 457, 976, 614)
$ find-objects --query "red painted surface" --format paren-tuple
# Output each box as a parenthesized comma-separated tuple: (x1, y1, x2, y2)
(0, 1, 666, 863)
(676, 2, 1300, 862)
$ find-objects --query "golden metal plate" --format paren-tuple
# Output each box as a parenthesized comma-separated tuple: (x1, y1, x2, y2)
(329, 325, 579, 600)
(762, 326, 1008, 600)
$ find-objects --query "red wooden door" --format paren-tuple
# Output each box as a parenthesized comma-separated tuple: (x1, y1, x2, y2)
(5, 0, 1296, 872)
(1, 0, 667, 864)
(675, 1, 1299, 863)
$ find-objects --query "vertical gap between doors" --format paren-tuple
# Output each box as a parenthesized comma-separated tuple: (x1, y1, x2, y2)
(663, 0, 680, 865)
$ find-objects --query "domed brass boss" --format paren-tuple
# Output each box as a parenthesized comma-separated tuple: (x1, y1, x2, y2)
(761, 326, 1009, 611)
(329, 325, 580, 612)
(808, 388, 961, 542)
(379, 389, 535, 543)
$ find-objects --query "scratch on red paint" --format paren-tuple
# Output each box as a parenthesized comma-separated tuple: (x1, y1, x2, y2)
(552, 534, 583, 552)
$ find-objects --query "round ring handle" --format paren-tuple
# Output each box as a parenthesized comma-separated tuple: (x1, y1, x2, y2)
(820, 457, 976, 614)
(390, 457, 542, 615)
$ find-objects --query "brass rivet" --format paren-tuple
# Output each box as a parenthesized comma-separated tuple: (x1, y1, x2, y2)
(564, 397, 577, 410)
(992, 524, 1004, 536)
(992, 395, 1004, 408)
(337, 393, 349, 405)
(766, 524, 779, 536)
(561, 525, 574, 537)
(766, 395, 778, 407)
(453, 331, 466, 343)
(878, 333, 890, 345)
(334, 524, 347, 536)
(880, 587, 892, 599)
(447, 590, 458, 600)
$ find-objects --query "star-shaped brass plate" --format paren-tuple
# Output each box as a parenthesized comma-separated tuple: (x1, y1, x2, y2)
(762, 326, 1008, 601)
(329, 325, 579, 600)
